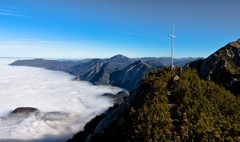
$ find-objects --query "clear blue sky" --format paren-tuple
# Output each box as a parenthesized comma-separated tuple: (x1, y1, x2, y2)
(0, 0, 239, 58)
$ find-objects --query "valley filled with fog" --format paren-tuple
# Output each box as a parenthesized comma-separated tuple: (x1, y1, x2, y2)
(0, 59, 122, 142)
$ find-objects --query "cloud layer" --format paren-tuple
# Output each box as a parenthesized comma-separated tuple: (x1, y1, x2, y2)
(0, 59, 122, 141)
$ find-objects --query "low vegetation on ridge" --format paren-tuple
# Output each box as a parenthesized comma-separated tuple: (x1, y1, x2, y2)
(128, 68, 240, 142)
(69, 68, 240, 142)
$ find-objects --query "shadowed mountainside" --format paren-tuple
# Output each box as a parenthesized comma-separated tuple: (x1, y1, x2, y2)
(187, 39, 240, 95)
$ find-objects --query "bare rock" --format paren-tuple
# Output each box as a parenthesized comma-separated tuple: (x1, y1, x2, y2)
(11, 107, 38, 114)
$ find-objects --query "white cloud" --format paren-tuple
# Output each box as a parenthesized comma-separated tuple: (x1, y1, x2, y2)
(0, 59, 123, 141)
(0, 8, 28, 17)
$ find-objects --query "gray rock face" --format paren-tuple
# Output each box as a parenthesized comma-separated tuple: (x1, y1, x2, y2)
(187, 39, 240, 95)
(102, 91, 129, 104)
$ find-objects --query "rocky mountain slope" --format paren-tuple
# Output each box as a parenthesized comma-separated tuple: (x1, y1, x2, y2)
(68, 68, 240, 142)
(109, 60, 153, 90)
(11, 55, 198, 91)
(187, 39, 240, 95)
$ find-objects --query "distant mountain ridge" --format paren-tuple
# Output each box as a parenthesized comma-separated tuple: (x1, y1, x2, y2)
(10, 55, 199, 91)
(187, 39, 240, 95)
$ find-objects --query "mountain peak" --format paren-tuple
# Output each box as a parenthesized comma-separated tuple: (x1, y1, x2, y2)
(134, 60, 150, 66)
(229, 39, 240, 48)
(237, 39, 240, 43)
(110, 54, 129, 60)
(187, 39, 240, 95)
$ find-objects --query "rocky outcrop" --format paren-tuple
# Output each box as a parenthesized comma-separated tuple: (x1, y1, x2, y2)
(102, 91, 129, 104)
(187, 39, 240, 95)
(11, 107, 38, 114)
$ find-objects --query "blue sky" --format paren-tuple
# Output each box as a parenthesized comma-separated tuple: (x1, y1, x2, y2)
(0, 0, 240, 58)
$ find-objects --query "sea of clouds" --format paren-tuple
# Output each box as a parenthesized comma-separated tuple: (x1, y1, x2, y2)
(0, 59, 123, 142)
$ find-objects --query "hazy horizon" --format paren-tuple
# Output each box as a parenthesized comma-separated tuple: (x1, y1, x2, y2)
(0, 54, 203, 60)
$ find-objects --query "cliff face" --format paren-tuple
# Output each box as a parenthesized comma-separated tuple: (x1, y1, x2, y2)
(187, 39, 240, 95)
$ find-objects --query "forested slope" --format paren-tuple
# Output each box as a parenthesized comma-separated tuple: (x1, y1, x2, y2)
(69, 68, 240, 142)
